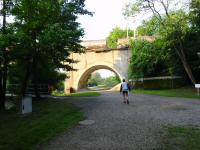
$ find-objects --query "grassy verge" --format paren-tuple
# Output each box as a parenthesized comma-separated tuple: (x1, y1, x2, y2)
(0, 99, 85, 150)
(52, 91, 101, 97)
(131, 87, 200, 99)
(68, 91, 101, 97)
(158, 126, 200, 150)
(87, 85, 111, 91)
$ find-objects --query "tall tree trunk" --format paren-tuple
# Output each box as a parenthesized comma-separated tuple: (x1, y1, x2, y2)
(145, 0, 197, 85)
(176, 37, 197, 84)
(21, 63, 31, 96)
(32, 56, 40, 100)
(181, 57, 196, 84)
(2, 51, 8, 107)
(32, 31, 40, 100)
(0, 0, 7, 110)
(176, 49, 196, 84)
(0, 62, 3, 110)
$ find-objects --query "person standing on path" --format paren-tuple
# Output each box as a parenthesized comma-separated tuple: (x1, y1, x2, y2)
(120, 79, 131, 104)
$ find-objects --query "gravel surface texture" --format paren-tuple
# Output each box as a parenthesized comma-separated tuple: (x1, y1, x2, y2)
(40, 92, 200, 150)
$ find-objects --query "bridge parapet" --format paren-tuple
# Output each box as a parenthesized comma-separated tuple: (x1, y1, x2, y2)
(81, 40, 107, 50)
(81, 39, 129, 52)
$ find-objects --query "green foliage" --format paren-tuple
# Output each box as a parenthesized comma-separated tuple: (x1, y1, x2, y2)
(106, 27, 133, 48)
(190, 0, 200, 32)
(137, 16, 160, 36)
(87, 72, 102, 87)
(52, 90, 101, 97)
(122, 1, 140, 18)
(102, 76, 120, 87)
(0, 0, 16, 109)
(8, 0, 92, 95)
(128, 39, 170, 78)
(87, 71, 120, 88)
(52, 90, 67, 96)
(159, 11, 189, 41)
(12, 0, 90, 69)
(0, 99, 85, 150)
(133, 78, 185, 89)
(69, 91, 101, 97)
(161, 10, 200, 82)
(183, 1, 200, 82)
(128, 10, 199, 82)
(124, 0, 198, 84)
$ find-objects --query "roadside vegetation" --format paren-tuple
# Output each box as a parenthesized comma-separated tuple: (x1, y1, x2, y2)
(0, 100, 84, 150)
(107, 0, 200, 89)
(159, 126, 200, 150)
(0, 0, 92, 110)
(87, 71, 120, 90)
(52, 90, 101, 97)
(131, 87, 200, 99)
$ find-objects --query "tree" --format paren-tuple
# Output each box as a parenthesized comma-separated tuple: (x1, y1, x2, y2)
(182, 0, 200, 82)
(124, 0, 197, 84)
(137, 16, 160, 36)
(8, 57, 66, 94)
(106, 27, 133, 48)
(11, 0, 92, 99)
(103, 76, 120, 87)
(87, 72, 102, 87)
(190, 0, 200, 32)
(0, 0, 14, 110)
(128, 39, 172, 78)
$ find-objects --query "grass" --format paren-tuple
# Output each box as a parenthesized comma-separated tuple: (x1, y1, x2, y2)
(68, 91, 101, 97)
(52, 90, 101, 97)
(132, 87, 200, 99)
(87, 85, 111, 91)
(0, 99, 85, 150)
(158, 126, 200, 150)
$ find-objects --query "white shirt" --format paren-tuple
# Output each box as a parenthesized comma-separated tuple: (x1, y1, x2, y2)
(121, 82, 129, 91)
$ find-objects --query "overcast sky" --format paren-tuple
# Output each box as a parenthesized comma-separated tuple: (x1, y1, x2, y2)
(78, 0, 128, 40)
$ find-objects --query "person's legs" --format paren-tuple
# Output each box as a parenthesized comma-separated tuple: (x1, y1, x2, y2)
(122, 92, 126, 103)
(125, 92, 129, 104)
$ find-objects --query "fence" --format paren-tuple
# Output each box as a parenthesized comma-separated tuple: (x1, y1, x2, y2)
(7, 84, 50, 95)
(129, 76, 185, 89)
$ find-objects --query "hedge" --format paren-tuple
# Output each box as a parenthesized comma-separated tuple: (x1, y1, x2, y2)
(130, 76, 185, 89)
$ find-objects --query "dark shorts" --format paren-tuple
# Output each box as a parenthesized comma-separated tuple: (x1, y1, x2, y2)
(122, 91, 128, 94)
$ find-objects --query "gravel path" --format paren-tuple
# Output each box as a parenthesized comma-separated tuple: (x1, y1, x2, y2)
(40, 92, 200, 150)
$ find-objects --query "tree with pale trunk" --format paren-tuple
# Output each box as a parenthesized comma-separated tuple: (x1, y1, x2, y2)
(123, 0, 197, 84)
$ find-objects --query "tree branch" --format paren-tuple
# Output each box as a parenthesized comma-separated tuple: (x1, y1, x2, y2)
(159, 0, 169, 17)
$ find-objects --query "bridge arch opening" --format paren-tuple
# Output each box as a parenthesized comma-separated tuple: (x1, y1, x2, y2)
(77, 65, 122, 91)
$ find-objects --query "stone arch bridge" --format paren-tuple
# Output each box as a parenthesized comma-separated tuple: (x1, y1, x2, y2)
(65, 39, 130, 94)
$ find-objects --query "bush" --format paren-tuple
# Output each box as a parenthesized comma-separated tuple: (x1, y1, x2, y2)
(131, 77, 185, 89)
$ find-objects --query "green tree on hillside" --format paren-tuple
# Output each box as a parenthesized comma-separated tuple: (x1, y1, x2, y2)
(11, 0, 92, 99)
(0, 0, 15, 110)
(124, 0, 197, 84)
(183, 0, 200, 82)
(137, 16, 160, 36)
(87, 72, 102, 87)
(128, 39, 171, 78)
(103, 76, 120, 87)
(106, 27, 133, 48)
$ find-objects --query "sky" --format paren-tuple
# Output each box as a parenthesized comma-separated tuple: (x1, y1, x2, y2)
(78, 0, 129, 77)
(78, 0, 128, 40)
(78, 0, 189, 41)
(93, 69, 115, 78)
